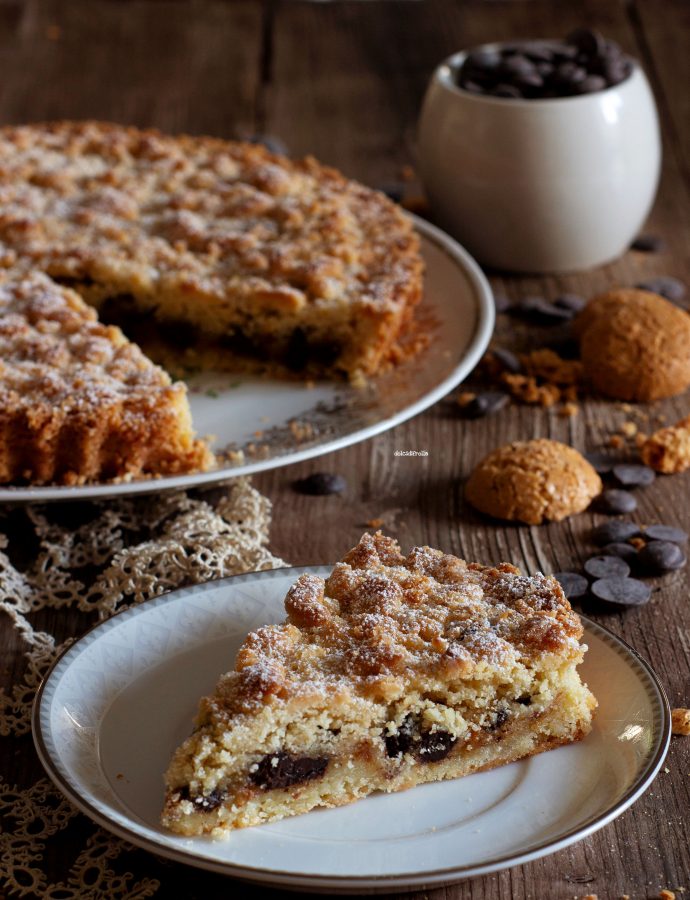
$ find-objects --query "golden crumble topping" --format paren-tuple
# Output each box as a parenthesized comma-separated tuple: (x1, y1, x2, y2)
(0, 121, 423, 378)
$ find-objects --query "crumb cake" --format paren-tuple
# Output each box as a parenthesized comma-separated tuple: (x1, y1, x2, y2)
(0, 271, 211, 485)
(161, 532, 596, 834)
(0, 121, 423, 379)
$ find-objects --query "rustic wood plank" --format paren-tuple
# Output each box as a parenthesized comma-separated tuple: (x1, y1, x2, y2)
(0, 0, 262, 137)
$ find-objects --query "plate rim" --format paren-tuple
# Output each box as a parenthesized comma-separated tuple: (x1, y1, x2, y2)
(2, 215, 494, 504)
(32, 564, 672, 891)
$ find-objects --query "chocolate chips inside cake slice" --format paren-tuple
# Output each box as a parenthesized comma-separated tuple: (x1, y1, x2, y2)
(161, 532, 596, 835)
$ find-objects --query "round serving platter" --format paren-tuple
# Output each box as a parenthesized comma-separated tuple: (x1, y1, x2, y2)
(33, 565, 671, 893)
(1, 215, 494, 503)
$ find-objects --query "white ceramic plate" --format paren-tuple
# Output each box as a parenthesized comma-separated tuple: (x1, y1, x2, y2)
(2, 216, 493, 504)
(34, 565, 670, 893)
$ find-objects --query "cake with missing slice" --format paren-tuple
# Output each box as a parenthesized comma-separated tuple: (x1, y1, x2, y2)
(161, 532, 596, 834)
(0, 121, 423, 380)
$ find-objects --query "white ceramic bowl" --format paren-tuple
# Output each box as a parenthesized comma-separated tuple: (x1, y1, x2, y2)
(418, 45, 661, 273)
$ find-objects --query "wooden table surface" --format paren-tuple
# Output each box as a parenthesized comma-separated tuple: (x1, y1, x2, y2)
(1, 1, 689, 898)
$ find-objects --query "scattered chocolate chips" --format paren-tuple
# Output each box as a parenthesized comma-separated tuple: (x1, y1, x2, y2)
(293, 472, 347, 496)
(590, 576, 652, 607)
(601, 542, 639, 567)
(584, 555, 630, 579)
(637, 540, 687, 574)
(459, 391, 510, 419)
(631, 234, 665, 253)
(456, 31, 632, 99)
(636, 276, 687, 303)
(612, 464, 656, 487)
(594, 489, 637, 515)
(554, 571, 589, 599)
(592, 520, 641, 544)
(644, 524, 688, 544)
(250, 752, 329, 790)
(585, 451, 617, 474)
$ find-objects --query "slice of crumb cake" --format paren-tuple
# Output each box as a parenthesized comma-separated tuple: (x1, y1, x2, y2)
(0, 271, 212, 485)
(161, 532, 596, 834)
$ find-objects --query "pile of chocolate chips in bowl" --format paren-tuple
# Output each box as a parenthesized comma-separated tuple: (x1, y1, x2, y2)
(456, 29, 633, 99)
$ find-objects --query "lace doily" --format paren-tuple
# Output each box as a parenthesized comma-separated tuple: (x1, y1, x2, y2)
(0, 480, 286, 898)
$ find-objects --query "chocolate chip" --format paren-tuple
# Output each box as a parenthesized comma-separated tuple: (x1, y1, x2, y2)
(385, 715, 416, 758)
(592, 520, 641, 544)
(502, 54, 536, 75)
(493, 84, 523, 99)
(513, 296, 574, 322)
(553, 293, 587, 313)
(554, 571, 589, 599)
(379, 183, 404, 203)
(594, 489, 638, 515)
(631, 234, 665, 253)
(487, 707, 510, 731)
(612, 464, 656, 487)
(566, 28, 607, 59)
(491, 346, 522, 372)
(636, 276, 687, 303)
(515, 694, 532, 705)
(576, 74, 608, 94)
(293, 473, 347, 496)
(246, 134, 289, 156)
(585, 452, 617, 475)
(177, 786, 226, 811)
(643, 524, 688, 544)
(466, 48, 502, 71)
(637, 540, 687, 574)
(590, 576, 652, 607)
(460, 391, 510, 419)
(584, 555, 631, 579)
(250, 752, 329, 790)
(601, 542, 639, 567)
(417, 729, 457, 762)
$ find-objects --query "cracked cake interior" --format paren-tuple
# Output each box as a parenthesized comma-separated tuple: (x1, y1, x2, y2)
(0, 121, 423, 380)
(0, 271, 211, 485)
(161, 531, 596, 834)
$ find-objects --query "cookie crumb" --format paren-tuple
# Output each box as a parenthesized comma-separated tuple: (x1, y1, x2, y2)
(457, 391, 477, 407)
(621, 421, 638, 438)
(640, 415, 690, 474)
(366, 518, 384, 528)
(559, 401, 579, 418)
(671, 708, 690, 736)
(609, 435, 624, 449)
(659, 890, 676, 900)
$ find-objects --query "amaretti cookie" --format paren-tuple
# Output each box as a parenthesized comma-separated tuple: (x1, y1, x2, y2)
(575, 289, 690, 402)
(465, 439, 601, 525)
(161, 531, 596, 834)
